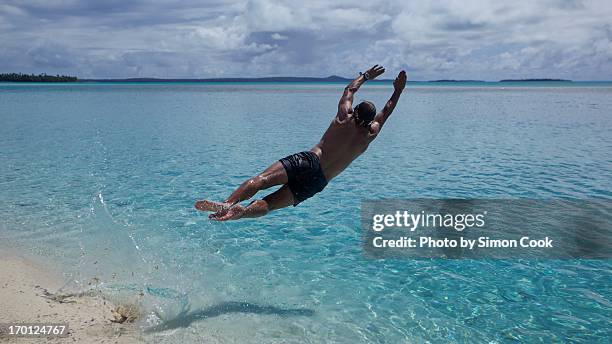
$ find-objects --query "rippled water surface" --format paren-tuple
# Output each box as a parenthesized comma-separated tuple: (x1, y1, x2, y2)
(1, 83, 611, 343)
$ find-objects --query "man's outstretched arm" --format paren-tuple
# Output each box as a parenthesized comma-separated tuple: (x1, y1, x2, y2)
(372, 70, 406, 129)
(337, 65, 385, 120)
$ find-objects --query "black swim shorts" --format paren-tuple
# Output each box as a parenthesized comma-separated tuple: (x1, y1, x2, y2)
(279, 151, 328, 206)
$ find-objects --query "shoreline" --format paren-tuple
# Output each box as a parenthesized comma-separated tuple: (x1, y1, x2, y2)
(0, 252, 143, 343)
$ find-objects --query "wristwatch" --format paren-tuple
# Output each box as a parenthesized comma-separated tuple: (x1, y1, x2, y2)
(360, 71, 371, 80)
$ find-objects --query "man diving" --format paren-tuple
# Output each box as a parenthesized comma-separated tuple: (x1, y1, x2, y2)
(195, 65, 407, 221)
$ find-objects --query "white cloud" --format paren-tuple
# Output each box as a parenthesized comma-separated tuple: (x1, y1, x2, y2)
(0, 0, 610, 80)
(270, 33, 287, 40)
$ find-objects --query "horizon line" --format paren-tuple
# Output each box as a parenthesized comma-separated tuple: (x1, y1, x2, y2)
(3, 73, 612, 83)
(79, 76, 576, 83)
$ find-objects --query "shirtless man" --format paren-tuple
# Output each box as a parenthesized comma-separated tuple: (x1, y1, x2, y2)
(195, 65, 406, 221)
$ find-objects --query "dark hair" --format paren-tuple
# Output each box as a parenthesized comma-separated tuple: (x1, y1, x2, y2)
(354, 101, 376, 125)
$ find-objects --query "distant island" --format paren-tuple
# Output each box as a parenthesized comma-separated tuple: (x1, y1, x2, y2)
(1, 72, 575, 84)
(0, 73, 77, 82)
(499, 78, 571, 82)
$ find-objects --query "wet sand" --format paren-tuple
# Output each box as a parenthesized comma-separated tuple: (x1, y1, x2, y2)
(0, 253, 143, 343)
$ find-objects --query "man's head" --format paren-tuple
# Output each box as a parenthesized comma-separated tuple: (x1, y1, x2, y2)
(353, 101, 376, 127)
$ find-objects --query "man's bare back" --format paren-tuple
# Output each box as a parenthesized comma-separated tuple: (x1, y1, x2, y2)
(195, 65, 406, 221)
(312, 109, 378, 181)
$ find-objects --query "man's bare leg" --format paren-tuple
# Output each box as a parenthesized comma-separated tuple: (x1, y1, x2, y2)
(195, 161, 287, 212)
(210, 185, 294, 221)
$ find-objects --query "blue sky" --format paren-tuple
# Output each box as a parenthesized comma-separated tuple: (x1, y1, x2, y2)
(1, 0, 611, 80)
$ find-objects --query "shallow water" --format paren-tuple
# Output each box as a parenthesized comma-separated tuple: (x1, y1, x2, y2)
(1, 83, 611, 343)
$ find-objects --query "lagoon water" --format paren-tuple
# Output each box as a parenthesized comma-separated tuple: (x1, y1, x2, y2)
(1, 82, 611, 343)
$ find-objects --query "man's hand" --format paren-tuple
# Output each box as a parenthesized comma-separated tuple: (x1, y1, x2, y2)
(394, 70, 407, 92)
(364, 65, 385, 80)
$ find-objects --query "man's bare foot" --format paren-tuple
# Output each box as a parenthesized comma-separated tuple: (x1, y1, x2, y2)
(195, 200, 231, 212)
(209, 204, 246, 221)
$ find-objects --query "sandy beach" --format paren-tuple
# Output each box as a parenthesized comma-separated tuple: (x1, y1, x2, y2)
(0, 253, 143, 343)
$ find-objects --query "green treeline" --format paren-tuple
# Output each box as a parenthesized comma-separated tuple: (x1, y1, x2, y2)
(0, 73, 78, 82)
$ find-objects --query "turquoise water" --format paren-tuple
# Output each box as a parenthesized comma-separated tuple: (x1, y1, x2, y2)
(1, 83, 611, 343)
